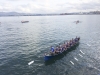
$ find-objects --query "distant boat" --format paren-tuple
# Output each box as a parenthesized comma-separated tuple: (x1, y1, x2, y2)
(74, 20, 81, 24)
(21, 21, 29, 23)
(76, 20, 79, 24)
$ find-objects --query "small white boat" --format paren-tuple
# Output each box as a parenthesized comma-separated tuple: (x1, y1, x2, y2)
(21, 21, 29, 23)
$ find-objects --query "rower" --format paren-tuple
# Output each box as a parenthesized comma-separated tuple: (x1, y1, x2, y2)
(53, 46, 60, 54)
(75, 36, 78, 42)
(51, 46, 54, 52)
(78, 37, 80, 40)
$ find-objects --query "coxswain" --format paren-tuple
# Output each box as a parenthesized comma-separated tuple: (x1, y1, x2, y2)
(51, 46, 54, 52)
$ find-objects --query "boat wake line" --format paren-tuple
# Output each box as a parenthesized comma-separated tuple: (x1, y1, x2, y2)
(69, 49, 100, 73)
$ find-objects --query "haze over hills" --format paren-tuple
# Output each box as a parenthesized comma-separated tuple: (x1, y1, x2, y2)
(0, 12, 28, 16)
(0, 11, 100, 16)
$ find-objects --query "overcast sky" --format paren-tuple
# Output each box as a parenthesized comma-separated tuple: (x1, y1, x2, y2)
(0, 0, 100, 13)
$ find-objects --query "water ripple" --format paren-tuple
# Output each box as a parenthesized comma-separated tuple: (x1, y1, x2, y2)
(0, 16, 100, 75)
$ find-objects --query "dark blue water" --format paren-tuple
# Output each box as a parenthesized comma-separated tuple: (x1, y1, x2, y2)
(0, 15, 100, 75)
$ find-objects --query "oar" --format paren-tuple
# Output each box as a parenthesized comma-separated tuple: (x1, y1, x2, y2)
(28, 60, 34, 65)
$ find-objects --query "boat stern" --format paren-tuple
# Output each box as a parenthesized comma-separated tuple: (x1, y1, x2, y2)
(44, 54, 54, 61)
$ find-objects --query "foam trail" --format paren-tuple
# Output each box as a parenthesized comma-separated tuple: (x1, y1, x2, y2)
(80, 50, 85, 54)
(89, 64, 100, 72)
(28, 60, 34, 65)
(74, 57, 78, 61)
(94, 67, 100, 71)
(39, 64, 43, 66)
(70, 61, 74, 65)
(79, 54, 83, 57)
(87, 44, 91, 46)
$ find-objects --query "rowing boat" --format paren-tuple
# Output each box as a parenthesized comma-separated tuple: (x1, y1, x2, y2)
(21, 21, 29, 23)
(44, 37, 80, 61)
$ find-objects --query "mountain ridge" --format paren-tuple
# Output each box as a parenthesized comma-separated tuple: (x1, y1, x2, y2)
(0, 11, 100, 16)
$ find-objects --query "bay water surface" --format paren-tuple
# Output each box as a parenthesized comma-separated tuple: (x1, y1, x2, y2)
(0, 15, 100, 75)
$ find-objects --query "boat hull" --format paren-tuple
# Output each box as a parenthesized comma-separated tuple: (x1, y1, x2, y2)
(44, 42, 79, 61)
(21, 21, 29, 23)
(44, 55, 55, 61)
